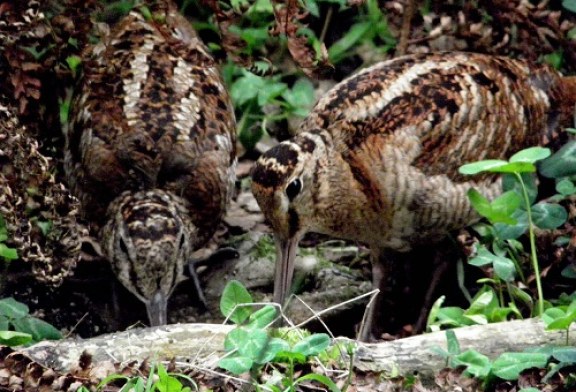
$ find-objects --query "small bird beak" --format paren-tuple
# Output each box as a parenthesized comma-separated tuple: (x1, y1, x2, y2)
(146, 291, 168, 326)
(273, 236, 300, 306)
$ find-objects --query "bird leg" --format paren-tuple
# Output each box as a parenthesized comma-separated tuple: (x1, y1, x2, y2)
(187, 247, 239, 309)
(413, 249, 451, 333)
(358, 249, 399, 341)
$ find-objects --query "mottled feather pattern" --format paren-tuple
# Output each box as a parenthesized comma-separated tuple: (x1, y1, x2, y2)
(64, 2, 236, 325)
(251, 52, 576, 339)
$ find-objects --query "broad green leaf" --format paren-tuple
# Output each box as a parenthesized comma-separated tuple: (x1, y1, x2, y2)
(467, 189, 493, 219)
(509, 147, 551, 163)
(292, 333, 330, 356)
(459, 160, 509, 175)
(502, 173, 538, 205)
(556, 178, 576, 196)
(539, 140, 576, 178)
(453, 349, 491, 378)
(295, 373, 341, 392)
(491, 352, 549, 380)
(494, 209, 529, 240)
(237, 328, 269, 359)
(552, 346, 576, 363)
(246, 305, 277, 329)
(0, 330, 32, 346)
(0, 298, 29, 319)
(11, 317, 62, 341)
(468, 246, 498, 267)
(489, 191, 522, 223)
(255, 337, 289, 364)
(257, 81, 287, 107)
(519, 388, 541, 392)
(230, 72, 266, 106)
(492, 255, 516, 282)
(218, 354, 253, 375)
(542, 306, 576, 330)
(220, 280, 253, 324)
(154, 364, 184, 392)
(0, 244, 18, 260)
(531, 203, 567, 229)
(432, 307, 474, 328)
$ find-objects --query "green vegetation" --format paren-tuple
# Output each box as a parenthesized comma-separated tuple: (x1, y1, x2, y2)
(434, 330, 576, 389)
(0, 215, 18, 263)
(218, 280, 343, 391)
(0, 297, 61, 346)
(93, 362, 197, 392)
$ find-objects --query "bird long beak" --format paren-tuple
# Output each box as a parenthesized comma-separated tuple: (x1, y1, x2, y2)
(146, 290, 168, 326)
(273, 236, 300, 306)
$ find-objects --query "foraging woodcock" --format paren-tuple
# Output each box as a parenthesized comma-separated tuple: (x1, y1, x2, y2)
(65, 2, 236, 326)
(251, 52, 576, 340)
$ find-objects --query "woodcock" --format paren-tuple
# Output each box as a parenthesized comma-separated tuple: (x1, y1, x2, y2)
(251, 52, 576, 340)
(65, 2, 236, 326)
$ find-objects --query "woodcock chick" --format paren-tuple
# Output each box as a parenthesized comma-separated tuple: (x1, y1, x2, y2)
(251, 52, 576, 340)
(65, 2, 236, 326)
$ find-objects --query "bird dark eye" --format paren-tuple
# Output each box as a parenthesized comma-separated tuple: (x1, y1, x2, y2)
(286, 178, 302, 201)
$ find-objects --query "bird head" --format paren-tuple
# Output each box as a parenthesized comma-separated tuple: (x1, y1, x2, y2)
(251, 132, 326, 307)
(102, 189, 195, 326)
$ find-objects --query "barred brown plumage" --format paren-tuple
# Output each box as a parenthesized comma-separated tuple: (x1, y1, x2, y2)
(251, 52, 576, 340)
(64, 1, 236, 326)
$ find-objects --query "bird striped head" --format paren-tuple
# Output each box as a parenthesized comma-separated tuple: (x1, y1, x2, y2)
(102, 189, 196, 326)
(251, 131, 327, 306)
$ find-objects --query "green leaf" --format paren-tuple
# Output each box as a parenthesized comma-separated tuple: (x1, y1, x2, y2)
(257, 81, 287, 107)
(492, 255, 516, 282)
(274, 350, 307, 364)
(509, 147, 551, 163)
(220, 280, 253, 324)
(430, 307, 474, 328)
(539, 140, 576, 178)
(154, 363, 184, 392)
(246, 305, 277, 329)
(237, 328, 269, 359)
(66, 55, 82, 76)
(328, 21, 372, 63)
(218, 354, 253, 375)
(0, 243, 18, 261)
(294, 373, 341, 392)
(542, 307, 576, 330)
(230, 72, 266, 106)
(453, 349, 491, 378)
(459, 160, 509, 175)
(556, 178, 576, 196)
(493, 209, 529, 240)
(502, 173, 537, 205)
(552, 346, 576, 363)
(35, 220, 52, 236)
(11, 317, 62, 341)
(445, 329, 460, 355)
(0, 330, 33, 346)
(531, 203, 568, 230)
(292, 333, 330, 357)
(0, 298, 29, 319)
(491, 352, 550, 380)
(519, 388, 542, 392)
(256, 337, 289, 364)
(469, 246, 498, 267)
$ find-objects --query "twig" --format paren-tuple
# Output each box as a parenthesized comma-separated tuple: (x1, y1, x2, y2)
(397, 0, 416, 55)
